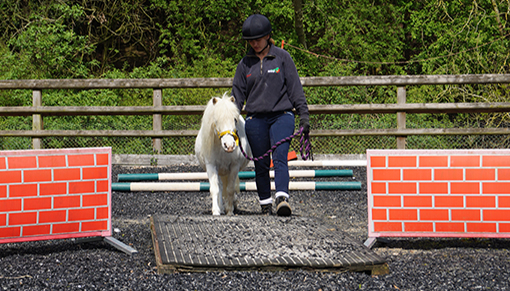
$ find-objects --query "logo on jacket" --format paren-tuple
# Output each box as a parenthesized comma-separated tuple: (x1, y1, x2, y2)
(267, 67, 280, 74)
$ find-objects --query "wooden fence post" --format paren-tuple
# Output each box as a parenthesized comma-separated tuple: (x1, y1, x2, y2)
(32, 90, 42, 149)
(397, 86, 406, 149)
(153, 88, 162, 154)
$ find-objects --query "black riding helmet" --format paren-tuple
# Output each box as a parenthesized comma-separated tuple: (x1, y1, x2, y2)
(242, 14, 272, 40)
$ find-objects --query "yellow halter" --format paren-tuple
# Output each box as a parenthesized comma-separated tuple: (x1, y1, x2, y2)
(217, 130, 239, 146)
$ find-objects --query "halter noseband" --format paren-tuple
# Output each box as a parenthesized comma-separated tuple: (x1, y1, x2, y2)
(217, 130, 239, 146)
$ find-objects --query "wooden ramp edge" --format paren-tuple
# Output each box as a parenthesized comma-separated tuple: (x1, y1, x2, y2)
(150, 215, 389, 275)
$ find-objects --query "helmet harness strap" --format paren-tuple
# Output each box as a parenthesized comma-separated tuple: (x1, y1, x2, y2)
(254, 34, 271, 54)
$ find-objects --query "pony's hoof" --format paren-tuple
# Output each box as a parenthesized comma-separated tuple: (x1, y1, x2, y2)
(224, 205, 234, 216)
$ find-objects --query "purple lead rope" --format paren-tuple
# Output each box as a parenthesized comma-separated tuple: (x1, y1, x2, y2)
(299, 130, 313, 161)
(238, 127, 313, 162)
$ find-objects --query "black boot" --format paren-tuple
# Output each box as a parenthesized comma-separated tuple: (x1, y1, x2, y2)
(275, 196, 291, 216)
(261, 204, 273, 215)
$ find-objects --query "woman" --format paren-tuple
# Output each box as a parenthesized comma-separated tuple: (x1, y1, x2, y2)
(232, 14, 310, 216)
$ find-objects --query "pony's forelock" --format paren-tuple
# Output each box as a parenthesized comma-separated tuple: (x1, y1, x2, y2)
(202, 93, 239, 127)
(213, 96, 239, 122)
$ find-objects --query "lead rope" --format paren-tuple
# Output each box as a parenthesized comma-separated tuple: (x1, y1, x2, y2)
(238, 127, 313, 162)
(299, 129, 313, 161)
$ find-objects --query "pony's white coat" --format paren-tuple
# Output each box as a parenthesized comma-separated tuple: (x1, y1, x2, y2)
(195, 93, 251, 215)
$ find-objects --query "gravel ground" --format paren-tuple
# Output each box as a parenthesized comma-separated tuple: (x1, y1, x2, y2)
(2, 164, 510, 290)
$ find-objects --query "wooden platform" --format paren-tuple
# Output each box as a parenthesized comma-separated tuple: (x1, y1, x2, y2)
(150, 215, 388, 275)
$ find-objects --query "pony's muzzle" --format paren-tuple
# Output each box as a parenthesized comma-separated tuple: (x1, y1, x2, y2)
(224, 144, 235, 153)
(217, 130, 239, 153)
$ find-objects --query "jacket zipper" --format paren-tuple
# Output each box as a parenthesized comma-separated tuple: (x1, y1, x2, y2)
(247, 53, 275, 77)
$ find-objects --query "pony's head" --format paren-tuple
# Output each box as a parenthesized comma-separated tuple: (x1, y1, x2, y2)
(202, 93, 241, 153)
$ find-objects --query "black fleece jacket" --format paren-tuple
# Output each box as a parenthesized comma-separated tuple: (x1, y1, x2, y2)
(232, 44, 309, 121)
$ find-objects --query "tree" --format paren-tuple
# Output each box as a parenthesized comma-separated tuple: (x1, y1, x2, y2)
(293, 0, 307, 49)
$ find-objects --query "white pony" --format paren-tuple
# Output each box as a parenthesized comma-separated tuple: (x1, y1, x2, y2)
(195, 93, 251, 215)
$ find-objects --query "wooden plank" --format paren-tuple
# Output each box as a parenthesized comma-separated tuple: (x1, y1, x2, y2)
(301, 74, 510, 86)
(152, 89, 163, 153)
(0, 130, 198, 137)
(2, 102, 510, 116)
(1, 127, 510, 138)
(312, 127, 510, 136)
(1, 74, 509, 89)
(396, 86, 407, 149)
(309, 102, 510, 114)
(32, 90, 42, 149)
(150, 216, 175, 274)
(0, 105, 206, 116)
(0, 78, 233, 89)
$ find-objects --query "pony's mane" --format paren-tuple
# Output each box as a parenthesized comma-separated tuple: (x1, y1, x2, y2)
(200, 93, 240, 156)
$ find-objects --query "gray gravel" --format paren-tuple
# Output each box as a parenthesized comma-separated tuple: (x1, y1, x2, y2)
(2, 164, 510, 290)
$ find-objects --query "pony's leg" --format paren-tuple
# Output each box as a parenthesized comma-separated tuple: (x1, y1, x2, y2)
(218, 176, 225, 214)
(221, 174, 235, 215)
(206, 165, 222, 215)
(233, 175, 240, 212)
(230, 171, 241, 215)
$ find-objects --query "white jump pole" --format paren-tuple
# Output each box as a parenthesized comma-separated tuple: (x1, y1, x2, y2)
(112, 181, 361, 192)
(118, 169, 355, 182)
(287, 160, 367, 167)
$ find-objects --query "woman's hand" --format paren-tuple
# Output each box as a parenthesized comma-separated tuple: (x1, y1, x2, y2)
(299, 118, 310, 134)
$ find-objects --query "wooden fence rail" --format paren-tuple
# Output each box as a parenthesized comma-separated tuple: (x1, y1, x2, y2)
(1, 74, 510, 152)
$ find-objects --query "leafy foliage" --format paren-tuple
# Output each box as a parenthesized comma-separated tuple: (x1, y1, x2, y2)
(0, 0, 509, 153)
(3, 2, 95, 78)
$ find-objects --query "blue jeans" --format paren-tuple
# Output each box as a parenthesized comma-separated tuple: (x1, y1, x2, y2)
(245, 111, 295, 205)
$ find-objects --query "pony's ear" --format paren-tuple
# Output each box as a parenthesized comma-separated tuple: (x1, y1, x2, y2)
(229, 96, 235, 103)
(212, 97, 219, 105)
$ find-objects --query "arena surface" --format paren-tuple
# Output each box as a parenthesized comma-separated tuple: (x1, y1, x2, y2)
(1, 164, 510, 290)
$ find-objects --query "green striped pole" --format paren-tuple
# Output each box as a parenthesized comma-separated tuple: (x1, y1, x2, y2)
(118, 173, 160, 181)
(112, 181, 361, 192)
(117, 169, 354, 182)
